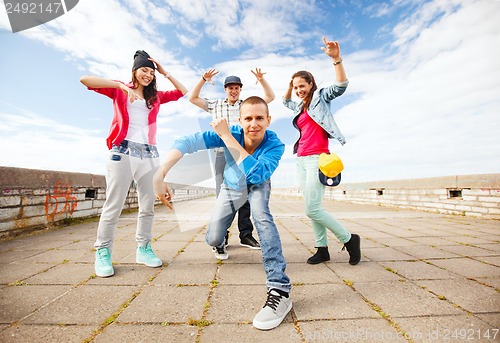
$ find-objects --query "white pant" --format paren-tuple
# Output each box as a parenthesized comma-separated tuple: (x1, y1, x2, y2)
(94, 149, 159, 250)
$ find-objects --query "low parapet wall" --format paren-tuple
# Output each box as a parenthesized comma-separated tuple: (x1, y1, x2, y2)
(0, 167, 214, 238)
(273, 173, 500, 220)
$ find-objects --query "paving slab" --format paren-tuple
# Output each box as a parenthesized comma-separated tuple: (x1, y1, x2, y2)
(206, 285, 271, 324)
(152, 263, 218, 286)
(217, 263, 267, 285)
(353, 280, 463, 317)
(20, 248, 91, 264)
(85, 264, 160, 286)
(0, 324, 97, 343)
(24, 263, 94, 285)
(382, 260, 460, 280)
(430, 257, 500, 278)
(395, 315, 498, 343)
(439, 244, 500, 257)
(394, 245, 462, 259)
(360, 246, 418, 262)
(94, 323, 199, 343)
(170, 241, 219, 265)
(286, 262, 343, 285)
(476, 244, 500, 253)
(201, 322, 296, 343)
(118, 285, 211, 324)
(0, 262, 53, 285)
(416, 278, 500, 313)
(0, 250, 47, 264)
(0, 285, 71, 322)
(21, 285, 140, 325)
(281, 241, 317, 263)
(475, 313, 500, 328)
(292, 284, 378, 321)
(475, 277, 500, 289)
(331, 261, 402, 283)
(298, 318, 407, 343)
(474, 255, 500, 266)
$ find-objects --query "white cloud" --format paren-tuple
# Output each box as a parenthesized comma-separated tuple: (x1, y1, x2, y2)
(335, 0, 500, 181)
(0, 104, 107, 174)
(161, 0, 319, 53)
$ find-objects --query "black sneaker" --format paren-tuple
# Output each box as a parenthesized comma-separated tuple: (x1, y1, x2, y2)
(240, 235, 261, 250)
(253, 289, 292, 330)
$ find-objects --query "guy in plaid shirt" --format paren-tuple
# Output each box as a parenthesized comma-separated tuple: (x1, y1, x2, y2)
(188, 68, 275, 252)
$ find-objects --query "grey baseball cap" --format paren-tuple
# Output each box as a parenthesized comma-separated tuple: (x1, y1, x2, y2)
(224, 75, 243, 88)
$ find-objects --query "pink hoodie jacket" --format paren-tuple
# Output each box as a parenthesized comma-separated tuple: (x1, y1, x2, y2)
(88, 81, 183, 149)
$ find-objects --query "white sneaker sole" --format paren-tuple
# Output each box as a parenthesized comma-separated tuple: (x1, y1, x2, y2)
(240, 242, 261, 250)
(136, 259, 162, 267)
(95, 268, 114, 278)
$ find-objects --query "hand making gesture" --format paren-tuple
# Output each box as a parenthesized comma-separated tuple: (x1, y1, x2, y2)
(321, 36, 341, 60)
(210, 118, 231, 138)
(202, 68, 219, 86)
(153, 177, 174, 210)
(251, 68, 267, 84)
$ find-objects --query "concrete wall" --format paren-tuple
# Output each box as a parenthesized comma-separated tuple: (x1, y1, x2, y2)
(273, 173, 500, 220)
(0, 167, 214, 237)
(2, 167, 498, 237)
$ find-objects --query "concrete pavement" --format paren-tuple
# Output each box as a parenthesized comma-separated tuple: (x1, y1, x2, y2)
(0, 196, 499, 342)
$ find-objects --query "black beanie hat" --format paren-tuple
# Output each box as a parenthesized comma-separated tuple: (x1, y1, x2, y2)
(132, 50, 155, 71)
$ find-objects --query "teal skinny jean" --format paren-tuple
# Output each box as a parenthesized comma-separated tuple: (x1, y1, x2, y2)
(297, 155, 351, 247)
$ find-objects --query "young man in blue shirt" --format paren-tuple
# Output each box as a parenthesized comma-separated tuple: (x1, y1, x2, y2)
(153, 96, 292, 330)
(188, 69, 275, 250)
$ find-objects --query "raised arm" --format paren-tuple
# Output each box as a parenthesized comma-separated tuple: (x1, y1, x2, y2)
(188, 68, 219, 111)
(283, 79, 293, 101)
(251, 68, 275, 104)
(153, 149, 183, 208)
(80, 75, 139, 102)
(149, 57, 188, 95)
(321, 36, 347, 83)
(165, 74, 188, 95)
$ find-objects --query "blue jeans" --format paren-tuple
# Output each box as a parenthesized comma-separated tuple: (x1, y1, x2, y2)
(206, 180, 291, 293)
(214, 150, 254, 238)
(297, 155, 351, 247)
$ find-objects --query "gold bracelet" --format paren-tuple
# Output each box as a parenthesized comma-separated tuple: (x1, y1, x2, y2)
(333, 58, 343, 66)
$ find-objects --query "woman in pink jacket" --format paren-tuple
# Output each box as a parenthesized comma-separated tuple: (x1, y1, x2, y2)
(80, 50, 187, 277)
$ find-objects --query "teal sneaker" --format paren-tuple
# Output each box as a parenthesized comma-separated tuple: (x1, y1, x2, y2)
(95, 247, 114, 277)
(136, 242, 162, 267)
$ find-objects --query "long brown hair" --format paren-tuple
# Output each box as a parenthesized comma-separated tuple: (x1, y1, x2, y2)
(132, 71, 158, 109)
(292, 70, 317, 111)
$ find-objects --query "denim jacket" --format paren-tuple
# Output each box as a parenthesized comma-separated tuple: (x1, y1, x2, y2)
(283, 80, 348, 154)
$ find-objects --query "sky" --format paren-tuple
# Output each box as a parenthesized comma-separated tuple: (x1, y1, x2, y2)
(0, 0, 499, 188)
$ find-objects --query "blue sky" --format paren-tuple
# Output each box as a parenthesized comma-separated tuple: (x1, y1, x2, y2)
(0, 0, 499, 188)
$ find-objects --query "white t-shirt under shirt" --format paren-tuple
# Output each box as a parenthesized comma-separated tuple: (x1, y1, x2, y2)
(125, 99, 149, 144)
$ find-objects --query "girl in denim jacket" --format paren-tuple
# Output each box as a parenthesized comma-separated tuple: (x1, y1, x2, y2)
(283, 37, 361, 265)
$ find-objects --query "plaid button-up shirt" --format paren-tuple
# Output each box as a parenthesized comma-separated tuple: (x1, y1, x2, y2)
(205, 98, 243, 126)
